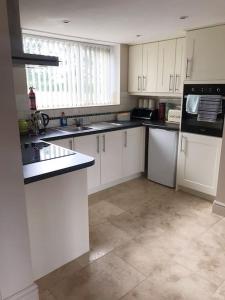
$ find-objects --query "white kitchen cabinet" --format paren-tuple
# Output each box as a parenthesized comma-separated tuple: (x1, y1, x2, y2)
(50, 137, 73, 150)
(174, 38, 185, 93)
(186, 25, 225, 81)
(49, 127, 145, 192)
(100, 130, 123, 185)
(74, 134, 101, 190)
(122, 127, 145, 177)
(128, 45, 143, 93)
(177, 132, 222, 196)
(157, 39, 176, 93)
(142, 42, 159, 93)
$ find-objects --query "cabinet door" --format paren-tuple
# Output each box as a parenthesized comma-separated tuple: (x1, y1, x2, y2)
(122, 127, 145, 177)
(186, 26, 225, 81)
(74, 134, 101, 190)
(128, 45, 143, 93)
(142, 42, 158, 93)
(174, 38, 185, 94)
(157, 39, 176, 93)
(177, 133, 222, 196)
(50, 138, 73, 150)
(101, 131, 123, 185)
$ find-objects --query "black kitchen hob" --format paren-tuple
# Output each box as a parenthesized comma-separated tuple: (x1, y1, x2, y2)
(21, 141, 75, 165)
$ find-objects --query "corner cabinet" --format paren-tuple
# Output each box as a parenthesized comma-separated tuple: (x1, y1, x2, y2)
(128, 37, 185, 95)
(177, 133, 222, 196)
(73, 134, 101, 190)
(186, 25, 225, 81)
(122, 127, 145, 177)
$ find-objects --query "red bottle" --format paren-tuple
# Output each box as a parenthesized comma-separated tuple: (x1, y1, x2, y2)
(158, 103, 166, 121)
(29, 87, 37, 110)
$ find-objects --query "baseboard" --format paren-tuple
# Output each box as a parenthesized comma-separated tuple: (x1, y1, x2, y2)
(4, 284, 39, 300)
(88, 173, 143, 195)
(212, 200, 225, 217)
(177, 185, 215, 202)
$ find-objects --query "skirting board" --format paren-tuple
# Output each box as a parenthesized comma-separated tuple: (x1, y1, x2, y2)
(4, 284, 38, 300)
(88, 173, 143, 195)
(212, 200, 225, 217)
(176, 185, 214, 202)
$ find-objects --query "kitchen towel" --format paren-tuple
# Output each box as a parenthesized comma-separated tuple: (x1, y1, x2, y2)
(197, 95, 222, 122)
(186, 95, 200, 114)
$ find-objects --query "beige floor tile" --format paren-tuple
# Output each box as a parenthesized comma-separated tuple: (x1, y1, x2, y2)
(113, 239, 171, 276)
(135, 227, 191, 259)
(39, 290, 56, 300)
(173, 237, 225, 286)
(106, 189, 149, 211)
(49, 252, 145, 300)
(121, 266, 217, 300)
(213, 280, 225, 299)
(108, 211, 148, 238)
(36, 258, 83, 291)
(89, 200, 124, 225)
(89, 221, 131, 262)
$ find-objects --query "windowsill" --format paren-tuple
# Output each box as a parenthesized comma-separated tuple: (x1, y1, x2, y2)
(38, 103, 121, 110)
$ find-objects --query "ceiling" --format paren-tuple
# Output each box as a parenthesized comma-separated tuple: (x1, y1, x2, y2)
(19, 0, 225, 44)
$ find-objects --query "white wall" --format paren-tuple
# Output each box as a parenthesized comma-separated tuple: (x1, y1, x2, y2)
(14, 44, 138, 121)
(0, 1, 38, 299)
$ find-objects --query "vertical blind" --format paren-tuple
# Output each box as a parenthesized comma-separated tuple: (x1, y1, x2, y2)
(23, 35, 112, 109)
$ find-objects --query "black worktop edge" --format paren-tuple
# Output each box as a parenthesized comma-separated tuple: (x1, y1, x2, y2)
(142, 121, 180, 131)
(24, 159, 95, 184)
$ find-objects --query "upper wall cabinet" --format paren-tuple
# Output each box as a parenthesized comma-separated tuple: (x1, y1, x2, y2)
(128, 45, 143, 93)
(128, 37, 185, 95)
(186, 25, 225, 81)
(157, 39, 176, 93)
(142, 43, 159, 93)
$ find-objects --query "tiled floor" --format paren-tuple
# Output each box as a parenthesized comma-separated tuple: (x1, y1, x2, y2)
(37, 177, 225, 300)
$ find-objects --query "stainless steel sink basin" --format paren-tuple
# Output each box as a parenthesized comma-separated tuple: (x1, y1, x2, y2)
(107, 122, 123, 126)
(56, 126, 93, 133)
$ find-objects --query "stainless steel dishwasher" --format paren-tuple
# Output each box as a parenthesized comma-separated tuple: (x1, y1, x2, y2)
(148, 128, 178, 188)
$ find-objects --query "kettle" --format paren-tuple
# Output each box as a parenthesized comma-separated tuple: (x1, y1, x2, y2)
(31, 111, 49, 134)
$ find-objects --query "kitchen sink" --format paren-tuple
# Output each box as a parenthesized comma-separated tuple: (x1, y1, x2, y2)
(56, 126, 93, 133)
(107, 122, 123, 126)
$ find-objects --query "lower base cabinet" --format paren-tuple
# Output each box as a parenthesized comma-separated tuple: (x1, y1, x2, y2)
(122, 127, 145, 177)
(177, 132, 222, 196)
(74, 134, 101, 190)
(51, 127, 145, 193)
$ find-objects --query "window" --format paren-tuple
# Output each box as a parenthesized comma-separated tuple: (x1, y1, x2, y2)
(23, 34, 115, 109)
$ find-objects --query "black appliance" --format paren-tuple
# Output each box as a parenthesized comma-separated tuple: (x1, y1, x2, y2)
(131, 108, 158, 121)
(181, 84, 225, 137)
(21, 142, 75, 165)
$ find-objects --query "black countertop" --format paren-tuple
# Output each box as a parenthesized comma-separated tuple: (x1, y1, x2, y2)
(22, 120, 179, 184)
(142, 121, 180, 131)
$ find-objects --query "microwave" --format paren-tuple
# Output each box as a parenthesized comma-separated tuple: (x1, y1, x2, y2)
(181, 84, 225, 137)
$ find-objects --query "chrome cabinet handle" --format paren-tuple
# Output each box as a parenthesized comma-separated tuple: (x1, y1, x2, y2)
(181, 136, 187, 153)
(102, 135, 106, 152)
(175, 74, 180, 92)
(138, 76, 141, 91)
(124, 131, 127, 147)
(186, 59, 191, 79)
(143, 76, 147, 91)
(169, 74, 174, 92)
(96, 135, 100, 153)
(69, 139, 73, 150)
